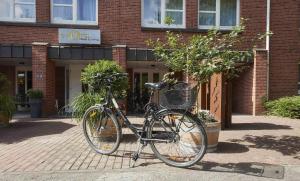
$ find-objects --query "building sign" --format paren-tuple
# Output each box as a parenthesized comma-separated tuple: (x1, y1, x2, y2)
(59, 29, 101, 45)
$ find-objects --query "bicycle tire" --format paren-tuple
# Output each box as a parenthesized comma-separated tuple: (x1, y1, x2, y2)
(148, 109, 207, 168)
(82, 106, 121, 155)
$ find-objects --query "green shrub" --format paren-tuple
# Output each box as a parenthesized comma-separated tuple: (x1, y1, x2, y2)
(0, 73, 15, 119)
(198, 111, 217, 123)
(0, 73, 9, 94)
(71, 93, 104, 121)
(81, 60, 128, 99)
(0, 95, 16, 119)
(27, 89, 43, 99)
(72, 60, 128, 121)
(264, 96, 300, 119)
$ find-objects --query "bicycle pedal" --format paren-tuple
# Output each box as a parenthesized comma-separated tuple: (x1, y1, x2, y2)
(132, 152, 139, 161)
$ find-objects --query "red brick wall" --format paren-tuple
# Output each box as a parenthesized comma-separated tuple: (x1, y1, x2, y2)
(232, 65, 253, 114)
(112, 46, 127, 69)
(32, 43, 56, 116)
(253, 50, 268, 115)
(0, 0, 266, 49)
(268, 0, 300, 99)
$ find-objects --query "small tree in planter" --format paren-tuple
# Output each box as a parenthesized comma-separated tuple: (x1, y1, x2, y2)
(27, 89, 43, 118)
(0, 73, 15, 127)
(148, 21, 267, 151)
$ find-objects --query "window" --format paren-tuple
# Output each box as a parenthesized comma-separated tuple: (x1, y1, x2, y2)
(142, 0, 186, 28)
(0, 0, 36, 22)
(51, 0, 97, 25)
(199, 0, 239, 30)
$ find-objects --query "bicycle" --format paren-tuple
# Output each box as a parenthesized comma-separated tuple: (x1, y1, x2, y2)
(82, 73, 207, 168)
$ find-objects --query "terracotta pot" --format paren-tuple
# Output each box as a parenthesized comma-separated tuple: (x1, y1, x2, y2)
(205, 122, 221, 152)
(89, 117, 118, 140)
(177, 121, 221, 154)
(0, 113, 10, 127)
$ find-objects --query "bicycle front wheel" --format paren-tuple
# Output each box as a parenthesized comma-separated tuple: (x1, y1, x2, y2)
(148, 109, 207, 168)
(82, 106, 121, 155)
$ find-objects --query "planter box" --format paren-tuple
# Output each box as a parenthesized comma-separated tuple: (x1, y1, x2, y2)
(205, 122, 221, 152)
(29, 99, 42, 118)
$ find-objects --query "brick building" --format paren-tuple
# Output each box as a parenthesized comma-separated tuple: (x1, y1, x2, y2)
(0, 0, 299, 117)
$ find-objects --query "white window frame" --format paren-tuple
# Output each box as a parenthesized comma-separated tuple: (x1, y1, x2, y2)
(141, 0, 186, 28)
(0, 0, 36, 22)
(198, 0, 240, 30)
(51, 0, 98, 25)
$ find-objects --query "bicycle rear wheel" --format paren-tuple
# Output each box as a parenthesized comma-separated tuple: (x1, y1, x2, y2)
(82, 106, 121, 155)
(148, 109, 207, 168)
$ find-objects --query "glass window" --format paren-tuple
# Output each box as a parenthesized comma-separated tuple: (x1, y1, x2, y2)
(199, 0, 239, 29)
(77, 0, 96, 21)
(142, 0, 185, 28)
(0, 0, 11, 18)
(0, 0, 35, 22)
(220, 0, 236, 26)
(143, 0, 161, 25)
(52, 0, 97, 24)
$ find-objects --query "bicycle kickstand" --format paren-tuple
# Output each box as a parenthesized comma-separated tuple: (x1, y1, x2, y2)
(130, 138, 146, 168)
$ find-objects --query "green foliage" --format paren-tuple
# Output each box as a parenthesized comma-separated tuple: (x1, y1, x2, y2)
(148, 21, 258, 84)
(198, 111, 217, 123)
(264, 96, 300, 119)
(72, 60, 128, 121)
(27, 89, 43, 99)
(0, 73, 10, 94)
(81, 60, 128, 99)
(0, 73, 15, 119)
(0, 95, 16, 119)
(71, 93, 104, 121)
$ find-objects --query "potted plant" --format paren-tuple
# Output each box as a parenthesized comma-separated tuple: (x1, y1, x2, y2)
(27, 89, 43, 118)
(0, 73, 15, 127)
(72, 60, 128, 125)
(198, 111, 221, 152)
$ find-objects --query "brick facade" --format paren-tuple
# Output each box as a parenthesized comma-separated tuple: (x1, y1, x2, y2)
(0, 0, 299, 116)
(32, 43, 56, 116)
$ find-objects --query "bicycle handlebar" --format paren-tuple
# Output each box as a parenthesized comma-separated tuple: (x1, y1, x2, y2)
(92, 73, 128, 81)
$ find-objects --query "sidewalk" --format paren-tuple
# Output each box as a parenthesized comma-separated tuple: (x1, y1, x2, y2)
(0, 115, 299, 180)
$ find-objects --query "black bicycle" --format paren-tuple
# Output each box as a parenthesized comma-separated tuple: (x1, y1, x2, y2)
(82, 73, 207, 168)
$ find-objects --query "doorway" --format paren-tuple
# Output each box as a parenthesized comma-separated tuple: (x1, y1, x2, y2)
(65, 64, 85, 112)
(15, 67, 32, 111)
(128, 69, 165, 113)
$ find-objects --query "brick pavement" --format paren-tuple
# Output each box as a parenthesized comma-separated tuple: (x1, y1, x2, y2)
(0, 115, 299, 174)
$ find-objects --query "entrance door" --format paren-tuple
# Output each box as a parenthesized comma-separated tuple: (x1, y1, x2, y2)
(16, 67, 32, 111)
(129, 70, 164, 113)
(65, 64, 85, 110)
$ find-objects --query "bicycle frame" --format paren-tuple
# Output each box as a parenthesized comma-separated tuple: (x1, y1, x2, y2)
(100, 84, 174, 142)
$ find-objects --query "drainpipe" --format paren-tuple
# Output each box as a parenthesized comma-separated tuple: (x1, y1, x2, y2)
(266, 0, 271, 100)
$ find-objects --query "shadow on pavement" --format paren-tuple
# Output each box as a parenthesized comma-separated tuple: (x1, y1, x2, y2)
(121, 134, 138, 143)
(0, 120, 75, 144)
(191, 161, 284, 179)
(229, 122, 292, 130)
(230, 135, 300, 159)
(215, 142, 249, 153)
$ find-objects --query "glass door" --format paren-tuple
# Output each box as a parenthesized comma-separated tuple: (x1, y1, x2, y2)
(129, 70, 164, 113)
(16, 69, 32, 111)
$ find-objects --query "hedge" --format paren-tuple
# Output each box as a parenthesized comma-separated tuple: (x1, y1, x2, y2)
(264, 96, 300, 119)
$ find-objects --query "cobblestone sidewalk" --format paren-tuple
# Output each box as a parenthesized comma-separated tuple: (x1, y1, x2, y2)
(0, 115, 299, 178)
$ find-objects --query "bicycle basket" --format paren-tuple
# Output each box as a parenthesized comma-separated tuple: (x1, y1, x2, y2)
(159, 82, 197, 110)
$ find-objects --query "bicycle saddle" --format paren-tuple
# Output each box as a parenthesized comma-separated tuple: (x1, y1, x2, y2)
(144, 82, 167, 90)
